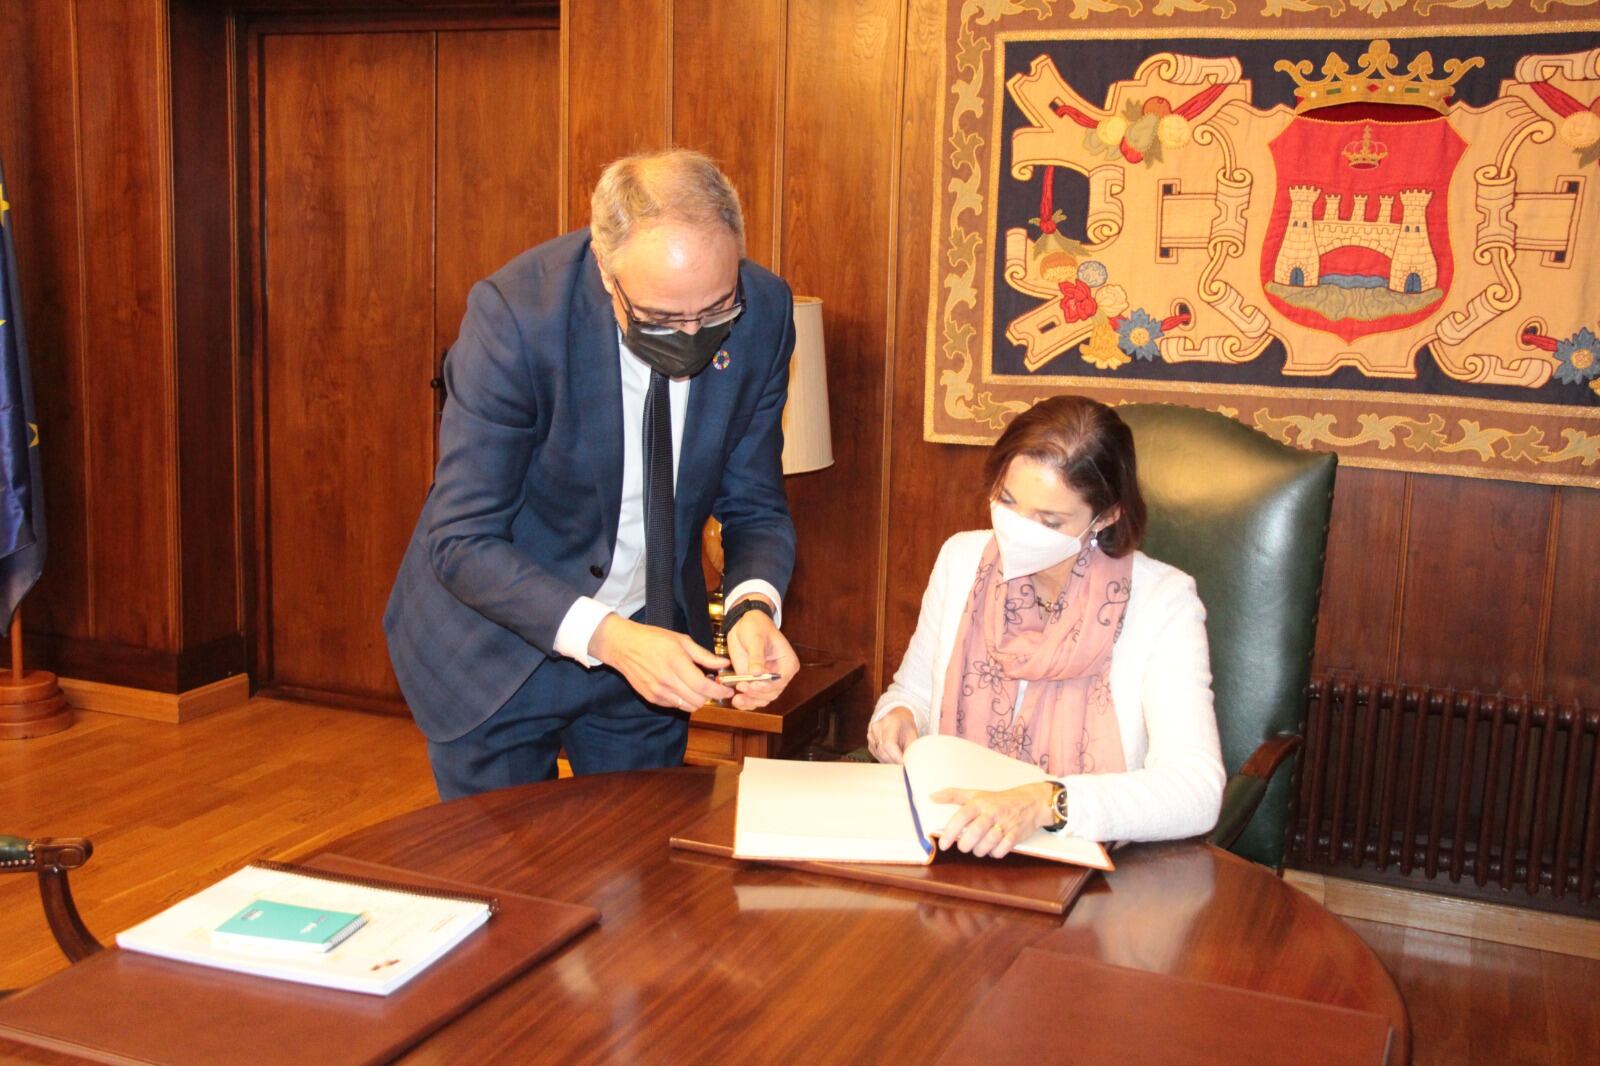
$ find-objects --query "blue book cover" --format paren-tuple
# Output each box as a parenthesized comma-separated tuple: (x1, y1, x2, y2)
(212, 898, 367, 954)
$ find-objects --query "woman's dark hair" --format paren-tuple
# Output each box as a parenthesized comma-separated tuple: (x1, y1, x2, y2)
(982, 395, 1147, 558)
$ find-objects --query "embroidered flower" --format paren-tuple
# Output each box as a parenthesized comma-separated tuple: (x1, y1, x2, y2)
(1077, 260, 1108, 289)
(1057, 278, 1098, 322)
(1080, 317, 1130, 371)
(1157, 114, 1192, 149)
(1088, 286, 1126, 320)
(1555, 327, 1600, 384)
(970, 657, 1006, 692)
(1094, 116, 1132, 151)
(1002, 583, 1040, 628)
(1560, 110, 1600, 151)
(987, 720, 1033, 760)
(1118, 309, 1164, 361)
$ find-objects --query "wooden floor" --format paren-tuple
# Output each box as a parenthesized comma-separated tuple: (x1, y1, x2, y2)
(0, 697, 437, 990)
(4, 698, 1597, 1064)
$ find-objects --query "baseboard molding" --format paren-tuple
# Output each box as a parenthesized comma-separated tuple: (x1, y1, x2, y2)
(59, 674, 251, 724)
(1284, 869, 1600, 960)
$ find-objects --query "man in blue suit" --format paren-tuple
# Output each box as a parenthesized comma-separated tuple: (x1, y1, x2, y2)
(385, 150, 800, 799)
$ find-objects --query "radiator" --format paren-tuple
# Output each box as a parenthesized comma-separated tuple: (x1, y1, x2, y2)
(1289, 676, 1600, 912)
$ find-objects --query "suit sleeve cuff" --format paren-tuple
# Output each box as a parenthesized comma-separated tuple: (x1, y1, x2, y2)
(553, 596, 612, 667)
(724, 580, 783, 629)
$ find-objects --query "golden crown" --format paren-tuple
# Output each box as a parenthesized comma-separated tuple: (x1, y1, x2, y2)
(1274, 40, 1484, 116)
(1341, 125, 1389, 169)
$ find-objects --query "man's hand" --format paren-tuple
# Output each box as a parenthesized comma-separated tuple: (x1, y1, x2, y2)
(866, 707, 919, 764)
(929, 782, 1055, 859)
(724, 597, 800, 710)
(589, 614, 733, 711)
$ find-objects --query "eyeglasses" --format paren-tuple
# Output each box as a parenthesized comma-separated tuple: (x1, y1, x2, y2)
(612, 276, 744, 336)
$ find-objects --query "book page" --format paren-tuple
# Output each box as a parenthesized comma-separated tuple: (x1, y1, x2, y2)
(733, 757, 934, 865)
(115, 864, 491, 995)
(902, 734, 1113, 871)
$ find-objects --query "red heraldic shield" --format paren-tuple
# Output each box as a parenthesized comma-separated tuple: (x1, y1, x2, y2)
(1261, 112, 1465, 344)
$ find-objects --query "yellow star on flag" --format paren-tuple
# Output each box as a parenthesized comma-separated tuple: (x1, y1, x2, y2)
(29, 423, 39, 448)
(0, 180, 9, 222)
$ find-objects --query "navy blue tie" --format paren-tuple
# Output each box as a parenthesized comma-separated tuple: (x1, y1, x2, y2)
(643, 371, 675, 629)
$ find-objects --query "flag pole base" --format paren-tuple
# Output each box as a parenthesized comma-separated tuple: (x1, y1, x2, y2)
(0, 669, 73, 739)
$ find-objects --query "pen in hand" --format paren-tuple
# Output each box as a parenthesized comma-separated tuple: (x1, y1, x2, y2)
(714, 671, 782, 685)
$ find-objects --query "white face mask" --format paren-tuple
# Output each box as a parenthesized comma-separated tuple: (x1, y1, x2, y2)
(989, 501, 1097, 582)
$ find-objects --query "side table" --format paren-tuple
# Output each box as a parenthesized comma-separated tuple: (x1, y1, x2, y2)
(685, 658, 864, 765)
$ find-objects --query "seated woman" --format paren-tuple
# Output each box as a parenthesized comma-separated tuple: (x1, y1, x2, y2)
(868, 395, 1223, 857)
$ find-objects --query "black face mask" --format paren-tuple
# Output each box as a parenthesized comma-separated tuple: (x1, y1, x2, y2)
(624, 317, 735, 379)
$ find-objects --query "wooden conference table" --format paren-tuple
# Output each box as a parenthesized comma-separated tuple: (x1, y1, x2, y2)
(332, 766, 1405, 1062)
(2, 766, 1409, 1063)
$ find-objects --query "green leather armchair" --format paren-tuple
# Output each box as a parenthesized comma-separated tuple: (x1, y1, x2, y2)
(1117, 404, 1336, 868)
(0, 834, 103, 986)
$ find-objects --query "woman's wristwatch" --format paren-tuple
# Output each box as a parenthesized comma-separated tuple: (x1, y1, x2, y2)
(1043, 780, 1068, 833)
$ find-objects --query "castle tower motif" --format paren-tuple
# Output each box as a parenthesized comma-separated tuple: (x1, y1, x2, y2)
(1272, 185, 1323, 287)
(1387, 189, 1437, 293)
(1271, 185, 1437, 294)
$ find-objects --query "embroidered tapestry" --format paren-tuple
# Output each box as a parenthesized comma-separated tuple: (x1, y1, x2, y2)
(924, 1, 1600, 487)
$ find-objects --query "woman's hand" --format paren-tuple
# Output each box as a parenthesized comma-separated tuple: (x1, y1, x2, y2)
(866, 707, 919, 764)
(930, 782, 1055, 859)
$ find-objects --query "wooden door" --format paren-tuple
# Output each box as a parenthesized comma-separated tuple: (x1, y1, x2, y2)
(255, 25, 560, 710)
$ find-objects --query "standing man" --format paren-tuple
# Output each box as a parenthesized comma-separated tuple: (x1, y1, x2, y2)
(385, 150, 800, 800)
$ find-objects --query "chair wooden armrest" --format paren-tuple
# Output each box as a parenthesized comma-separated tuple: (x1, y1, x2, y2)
(1, 835, 104, 963)
(1206, 734, 1304, 854)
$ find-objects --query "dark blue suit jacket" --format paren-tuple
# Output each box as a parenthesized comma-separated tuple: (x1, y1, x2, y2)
(384, 230, 797, 742)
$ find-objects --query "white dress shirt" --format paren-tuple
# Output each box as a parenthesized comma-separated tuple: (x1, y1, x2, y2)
(871, 530, 1224, 843)
(553, 334, 782, 666)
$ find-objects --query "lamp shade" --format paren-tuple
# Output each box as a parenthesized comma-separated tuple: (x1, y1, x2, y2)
(782, 296, 833, 474)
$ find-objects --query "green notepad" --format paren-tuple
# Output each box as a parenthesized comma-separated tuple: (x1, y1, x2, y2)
(212, 898, 367, 955)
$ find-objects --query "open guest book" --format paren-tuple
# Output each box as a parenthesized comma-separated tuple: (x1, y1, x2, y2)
(733, 734, 1113, 870)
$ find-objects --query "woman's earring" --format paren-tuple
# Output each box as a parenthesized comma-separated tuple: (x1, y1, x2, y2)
(1087, 526, 1100, 552)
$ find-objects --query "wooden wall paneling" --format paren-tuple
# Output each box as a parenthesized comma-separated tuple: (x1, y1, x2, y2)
(72, 0, 177, 651)
(880, 0, 988, 701)
(241, 22, 269, 694)
(0, 0, 92, 642)
(168, 0, 243, 678)
(1311, 467, 1408, 681)
(259, 31, 435, 703)
(1541, 486, 1600, 706)
(1394, 476, 1553, 695)
(563, 0, 670, 230)
(668, 0, 784, 270)
(435, 27, 564, 402)
(777, 0, 903, 739)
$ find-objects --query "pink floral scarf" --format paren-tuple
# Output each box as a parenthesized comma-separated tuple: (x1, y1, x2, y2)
(937, 536, 1133, 776)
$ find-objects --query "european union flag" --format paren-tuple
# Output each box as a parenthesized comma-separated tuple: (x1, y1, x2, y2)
(0, 157, 46, 630)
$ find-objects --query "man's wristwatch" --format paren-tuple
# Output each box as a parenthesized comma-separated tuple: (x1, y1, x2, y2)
(1043, 780, 1069, 833)
(721, 597, 775, 634)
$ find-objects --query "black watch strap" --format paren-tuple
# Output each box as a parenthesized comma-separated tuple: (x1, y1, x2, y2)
(722, 597, 775, 632)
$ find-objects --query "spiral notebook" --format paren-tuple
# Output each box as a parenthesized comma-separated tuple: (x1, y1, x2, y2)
(114, 859, 496, 996)
(0, 854, 600, 1066)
